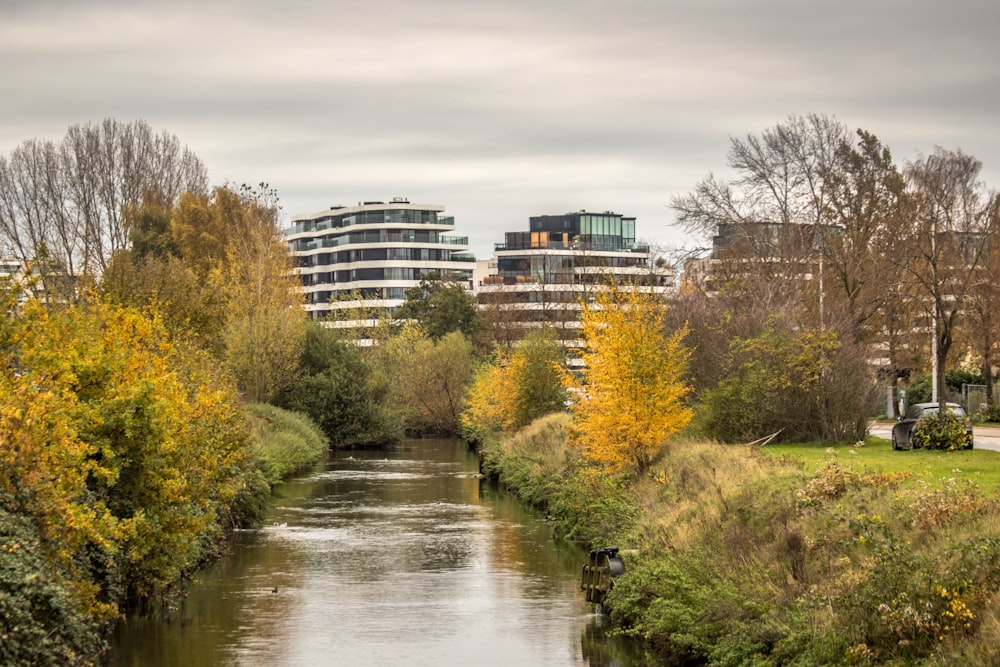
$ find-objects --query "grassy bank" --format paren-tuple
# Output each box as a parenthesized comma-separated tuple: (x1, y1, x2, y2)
(246, 403, 329, 487)
(479, 415, 1000, 665)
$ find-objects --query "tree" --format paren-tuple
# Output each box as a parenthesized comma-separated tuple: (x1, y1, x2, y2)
(101, 195, 223, 345)
(104, 184, 307, 402)
(964, 206, 1000, 407)
(461, 361, 516, 438)
(395, 271, 478, 340)
(672, 114, 849, 235)
(506, 327, 568, 425)
(475, 281, 530, 351)
(276, 321, 403, 447)
(566, 287, 692, 473)
(373, 324, 475, 435)
(0, 293, 257, 615)
(216, 184, 306, 403)
(671, 116, 906, 342)
(894, 148, 997, 405)
(818, 129, 908, 342)
(460, 326, 568, 439)
(700, 319, 875, 443)
(0, 119, 207, 300)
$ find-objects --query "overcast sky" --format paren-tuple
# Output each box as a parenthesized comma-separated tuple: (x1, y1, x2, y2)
(2, 0, 998, 258)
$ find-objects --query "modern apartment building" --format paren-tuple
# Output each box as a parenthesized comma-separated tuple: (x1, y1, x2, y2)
(475, 210, 674, 347)
(681, 221, 834, 293)
(284, 198, 476, 322)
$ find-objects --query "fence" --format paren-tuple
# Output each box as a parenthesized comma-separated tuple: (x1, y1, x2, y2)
(886, 384, 998, 419)
(963, 384, 991, 414)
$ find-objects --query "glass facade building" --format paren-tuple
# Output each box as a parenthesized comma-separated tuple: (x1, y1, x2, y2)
(476, 210, 674, 350)
(284, 198, 475, 322)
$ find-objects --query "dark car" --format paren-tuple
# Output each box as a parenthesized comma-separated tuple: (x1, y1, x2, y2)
(891, 402, 974, 450)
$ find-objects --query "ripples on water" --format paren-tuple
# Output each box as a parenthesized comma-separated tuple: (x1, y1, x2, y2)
(110, 439, 657, 667)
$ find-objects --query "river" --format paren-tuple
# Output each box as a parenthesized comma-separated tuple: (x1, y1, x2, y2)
(109, 438, 657, 666)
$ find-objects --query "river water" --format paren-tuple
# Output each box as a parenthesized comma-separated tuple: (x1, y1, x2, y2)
(109, 438, 657, 666)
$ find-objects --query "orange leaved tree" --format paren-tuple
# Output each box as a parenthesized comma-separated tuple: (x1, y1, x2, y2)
(566, 286, 692, 473)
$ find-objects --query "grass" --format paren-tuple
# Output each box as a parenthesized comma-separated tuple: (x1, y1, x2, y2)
(246, 403, 329, 486)
(761, 435, 1000, 495)
(480, 420, 1000, 664)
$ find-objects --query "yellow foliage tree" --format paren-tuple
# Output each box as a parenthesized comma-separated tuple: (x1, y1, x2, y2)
(0, 292, 255, 613)
(373, 324, 474, 435)
(218, 186, 306, 403)
(461, 327, 567, 438)
(111, 183, 306, 402)
(566, 286, 692, 473)
(462, 357, 519, 435)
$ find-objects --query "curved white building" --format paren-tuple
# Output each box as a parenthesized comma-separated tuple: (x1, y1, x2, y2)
(284, 198, 475, 322)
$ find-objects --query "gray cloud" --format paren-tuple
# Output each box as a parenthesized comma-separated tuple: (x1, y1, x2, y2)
(2, 0, 998, 257)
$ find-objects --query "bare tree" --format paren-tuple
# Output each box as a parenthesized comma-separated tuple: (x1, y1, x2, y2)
(672, 114, 852, 328)
(0, 119, 207, 300)
(673, 114, 849, 235)
(895, 148, 998, 405)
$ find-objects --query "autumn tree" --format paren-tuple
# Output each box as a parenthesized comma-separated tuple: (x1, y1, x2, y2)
(461, 326, 567, 439)
(374, 324, 475, 435)
(104, 184, 306, 402)
(0, 292, 259, 623)
(670, 115, 918, 355)
(894, 148, 997, 405)
(216, 184, 306, 403)
(566, 287, 692, 473)
(963, 202, 1000, 407)
(461, 362, 515, 438)
(818, 129, 908, 342)
(101, 196, 223, 345)
(700, 318, 876, 443)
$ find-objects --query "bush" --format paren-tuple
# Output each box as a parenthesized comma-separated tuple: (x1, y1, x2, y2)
(0, 496, 106, 666)
(975, 402, 1000, 424)
(276, 323, 403, 447)
(912, 412, 970, 451)
(246, 404, 328, 486)
(699, 322, 876, 443)
(479, 413, 638, 547)
(904, 373, 933, 405)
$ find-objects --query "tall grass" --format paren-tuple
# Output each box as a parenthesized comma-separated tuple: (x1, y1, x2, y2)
(479, 419, 1000, 665)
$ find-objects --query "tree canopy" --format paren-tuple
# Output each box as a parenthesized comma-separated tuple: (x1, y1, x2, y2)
(395, 271, 478, 341)
(566, 287, 692, 473)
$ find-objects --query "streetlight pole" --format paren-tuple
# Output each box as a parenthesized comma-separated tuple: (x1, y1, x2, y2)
(930, 212, 939, 406)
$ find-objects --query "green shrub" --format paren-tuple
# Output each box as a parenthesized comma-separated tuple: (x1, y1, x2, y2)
(547, 467, 639, 546)
(0, 497, 106, 666)
(276, 324, 403, 446)
(904, 373, 933, 405)
(912, 412, 970, 451)
(247, 404, 328, 486)
(479, 414, 638, 548)
(975, 401, 1000, 424)
(699, 322, 875, 443)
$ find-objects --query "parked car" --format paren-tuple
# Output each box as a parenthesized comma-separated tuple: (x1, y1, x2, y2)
(891, 402, 974, 450)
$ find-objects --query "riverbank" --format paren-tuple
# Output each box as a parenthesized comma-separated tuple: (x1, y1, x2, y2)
(479, 413, 1000, 665)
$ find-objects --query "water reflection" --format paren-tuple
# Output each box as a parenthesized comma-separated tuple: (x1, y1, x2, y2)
(110, 439, 657, 666)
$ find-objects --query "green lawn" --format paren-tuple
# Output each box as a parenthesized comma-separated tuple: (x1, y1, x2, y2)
(761, 436, 1000, 495)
